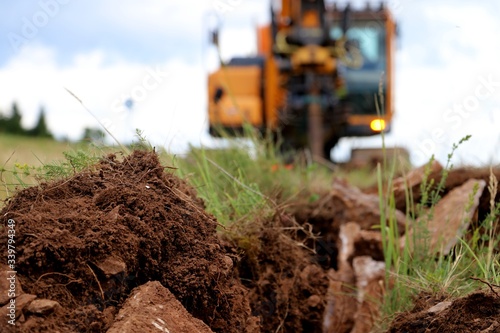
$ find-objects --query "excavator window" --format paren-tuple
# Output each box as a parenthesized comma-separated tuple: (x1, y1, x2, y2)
(331, 21, 387, 116)
(331, 23, 386, 71)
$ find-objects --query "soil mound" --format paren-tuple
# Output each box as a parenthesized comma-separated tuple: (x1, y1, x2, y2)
(388, 291, 500, 332)
(1, 150, 256, 332)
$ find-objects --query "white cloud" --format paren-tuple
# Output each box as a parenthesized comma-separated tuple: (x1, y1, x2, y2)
(345, 1, 500, 166)
(1, 0, 499, 166)
(0, 44, 210, 152)
(95, 0, 209, 36)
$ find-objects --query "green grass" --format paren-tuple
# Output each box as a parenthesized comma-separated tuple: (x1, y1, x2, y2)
(371, 82, 499, 327)
(170, 132, 335, 226)
(0, 133, 118, 203)
(1, 134, 76, 201)
(376, 136, 500, 330)
(0, 133, 82, 164)
(1, 129, 498, 332)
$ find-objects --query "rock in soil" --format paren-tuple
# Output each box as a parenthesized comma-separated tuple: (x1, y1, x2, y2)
(108, 281, 214, 333)
(293, 179, 406, 270)
(403, 178, 486, 255)
(337, 222, 385, 265)
(351, 256, 385, 333)
(393, 165, 500, 222)
(392, 160, 443, 213)
(0, 150, 257, 333)
(0, 293, 36, 322)
(426, 301, 452, 314)
(26, 299, 60, 316)
(0, 264, 24, 305)
(323, 271, 357, 333)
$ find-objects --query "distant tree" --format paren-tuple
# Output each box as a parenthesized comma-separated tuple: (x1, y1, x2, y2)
(28, 107, 53, 138)
(81, 127, 106, 142)
(5, 102, 23, 135)
(0, 109, 6, 132)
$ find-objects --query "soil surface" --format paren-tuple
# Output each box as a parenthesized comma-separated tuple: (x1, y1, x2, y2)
(223, 213, 329, 332)
(1, 150, 256, 333)
(388, 291, 500, 333)
(1, 150, 499, 333)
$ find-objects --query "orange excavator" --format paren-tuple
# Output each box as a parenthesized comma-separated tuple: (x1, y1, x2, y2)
(207, 1, 397, 161)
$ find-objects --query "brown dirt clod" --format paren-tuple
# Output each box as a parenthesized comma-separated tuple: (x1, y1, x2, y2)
(224, 214, 329, 333)
(388, 291, 500, 333)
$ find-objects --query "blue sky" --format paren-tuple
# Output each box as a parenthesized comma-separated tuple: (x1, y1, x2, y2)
(1, 0, 499, 166)
(0, 1, 205, 65)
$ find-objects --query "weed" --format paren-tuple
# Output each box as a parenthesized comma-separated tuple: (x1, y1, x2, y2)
(130, 129, 154, 151)
(65, 88, 129, 154)
(377, 135, 500, 330)
(174, 125, 334, 226)
(41, 150, 100, 180)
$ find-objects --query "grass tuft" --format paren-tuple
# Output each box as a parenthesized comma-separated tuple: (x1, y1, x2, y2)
(376, 135, 500, 330)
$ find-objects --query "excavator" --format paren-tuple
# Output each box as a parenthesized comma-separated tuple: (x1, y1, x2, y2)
(207, 0, 397, 162)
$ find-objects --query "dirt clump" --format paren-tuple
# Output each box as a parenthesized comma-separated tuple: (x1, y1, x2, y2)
(388, 291, 500, 333)
(0, 150, 257, 333)
(224, 213, 329, 333)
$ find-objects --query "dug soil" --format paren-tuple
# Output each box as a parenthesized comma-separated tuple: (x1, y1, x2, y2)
(223, 213, 329, 333)
(0, 151, 256, 333)
(0, 150, 330, 333)
(2, 150, 499, 333)
(389, 291, 500, 333)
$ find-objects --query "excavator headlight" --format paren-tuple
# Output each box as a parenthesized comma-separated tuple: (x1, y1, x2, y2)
(370, 119, 386, 132)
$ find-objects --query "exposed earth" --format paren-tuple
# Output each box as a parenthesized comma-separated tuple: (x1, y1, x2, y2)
(1, 150, 499, 332)
(388, 291, 500, 333)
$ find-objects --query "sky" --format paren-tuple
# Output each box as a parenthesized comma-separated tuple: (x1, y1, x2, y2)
(0, 0, 499, 166)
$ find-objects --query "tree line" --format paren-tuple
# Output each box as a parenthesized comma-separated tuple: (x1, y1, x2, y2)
(0, 102, 53, 138)
(0, 102, 106, 141)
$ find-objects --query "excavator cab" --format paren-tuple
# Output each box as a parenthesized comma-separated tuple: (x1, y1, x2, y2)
(330, 5, 393, 135)
(207, 1, 396, 160)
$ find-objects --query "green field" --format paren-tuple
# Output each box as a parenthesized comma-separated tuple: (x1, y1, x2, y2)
(1, 134, 80, 165)
(0, 134, 118, 201)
